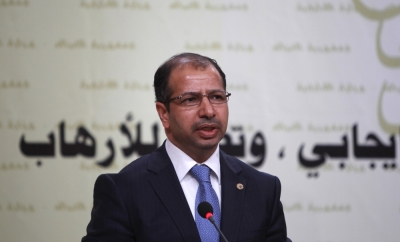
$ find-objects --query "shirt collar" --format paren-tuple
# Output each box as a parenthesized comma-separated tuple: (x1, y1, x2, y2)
(165, 139, 221, 184)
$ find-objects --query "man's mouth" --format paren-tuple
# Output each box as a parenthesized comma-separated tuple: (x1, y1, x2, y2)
(195, 123, 220, 138)
(196, 123, 219, 131)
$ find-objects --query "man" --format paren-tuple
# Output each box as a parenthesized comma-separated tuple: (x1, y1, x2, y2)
(82, 53, 287, 241)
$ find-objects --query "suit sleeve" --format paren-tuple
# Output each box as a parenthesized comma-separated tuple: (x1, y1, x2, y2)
(82, 174, 135, 242)
(266, 176, 287, 241)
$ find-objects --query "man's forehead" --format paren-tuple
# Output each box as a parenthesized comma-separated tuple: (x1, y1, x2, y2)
(170, 65, 223, 87)
(175, 62, 208, 71)
(171, 64, 220, 79)
(172, 62, 214, 74)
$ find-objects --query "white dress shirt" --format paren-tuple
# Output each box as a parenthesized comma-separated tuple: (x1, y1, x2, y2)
(165, 139, 221, 219)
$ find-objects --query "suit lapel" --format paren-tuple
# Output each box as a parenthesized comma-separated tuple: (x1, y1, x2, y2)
(220, 152, 247, 242)
(147, 144, 201, 242)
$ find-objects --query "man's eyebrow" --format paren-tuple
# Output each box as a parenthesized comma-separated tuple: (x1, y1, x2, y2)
(180, 89, 225, 95)
(208, 89, 225, 93)
(179, 91, 199, 96)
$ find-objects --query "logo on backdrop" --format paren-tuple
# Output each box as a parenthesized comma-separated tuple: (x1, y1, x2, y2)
(353, 0, 400, 68)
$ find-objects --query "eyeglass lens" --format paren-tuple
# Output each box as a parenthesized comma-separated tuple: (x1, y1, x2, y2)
(179, 91, 229, 106)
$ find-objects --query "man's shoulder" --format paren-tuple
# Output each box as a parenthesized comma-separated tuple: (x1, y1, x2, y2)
(119, 153, 151, 174)
(95, 154, 151, 189)
(221, 151, 278, 183)
(103, 144, 169, 184)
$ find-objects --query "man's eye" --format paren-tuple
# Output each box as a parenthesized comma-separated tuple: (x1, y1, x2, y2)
(210, 94, 223, 100)
(181, 96, 198, 103)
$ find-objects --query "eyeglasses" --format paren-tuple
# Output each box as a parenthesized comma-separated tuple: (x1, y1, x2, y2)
(167, 90, 231, 107)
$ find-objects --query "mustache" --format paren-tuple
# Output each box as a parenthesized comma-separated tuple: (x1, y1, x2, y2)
(191, 118, 223, 131)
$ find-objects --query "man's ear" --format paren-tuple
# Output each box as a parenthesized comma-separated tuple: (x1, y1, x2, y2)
(155, 102, 170, 129)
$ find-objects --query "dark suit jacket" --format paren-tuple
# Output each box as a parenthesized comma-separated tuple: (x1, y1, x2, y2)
(82, 143, 287, 242)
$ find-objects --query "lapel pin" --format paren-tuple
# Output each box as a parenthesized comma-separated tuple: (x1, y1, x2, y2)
(236, 183, 244, 190)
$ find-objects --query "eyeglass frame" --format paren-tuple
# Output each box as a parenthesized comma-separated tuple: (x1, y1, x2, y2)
(165, 90, 231, 107)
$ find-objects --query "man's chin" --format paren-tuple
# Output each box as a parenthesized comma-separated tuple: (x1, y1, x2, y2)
(195, 138, 222, 150)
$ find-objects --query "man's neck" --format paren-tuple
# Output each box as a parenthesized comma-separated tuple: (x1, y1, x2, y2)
(168, 140, 217, 163)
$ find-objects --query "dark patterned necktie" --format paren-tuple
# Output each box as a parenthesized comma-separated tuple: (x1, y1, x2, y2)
(190, 165, 221, 242)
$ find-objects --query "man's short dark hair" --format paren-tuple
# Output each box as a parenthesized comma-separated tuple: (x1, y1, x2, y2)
(154, 52, 226, 110)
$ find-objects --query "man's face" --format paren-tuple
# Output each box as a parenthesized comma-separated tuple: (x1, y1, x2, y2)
(156, 64, 229, 161)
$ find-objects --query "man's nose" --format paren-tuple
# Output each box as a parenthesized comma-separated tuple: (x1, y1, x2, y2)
(198, 95, 215, 119)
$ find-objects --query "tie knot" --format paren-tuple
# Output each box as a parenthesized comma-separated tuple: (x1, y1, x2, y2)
(190, 165, 211, 183)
